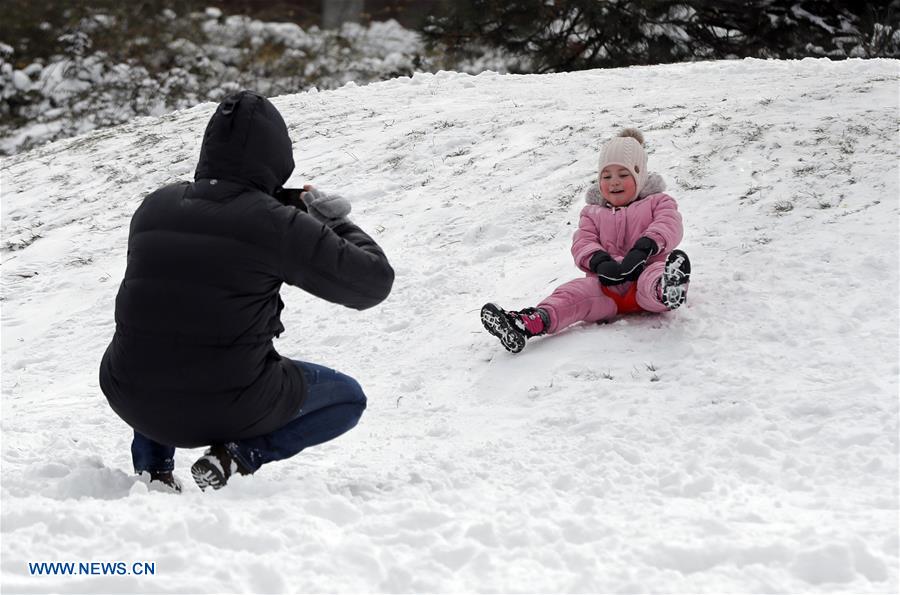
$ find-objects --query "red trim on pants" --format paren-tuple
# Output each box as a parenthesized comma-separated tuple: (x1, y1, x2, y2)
(601, 283, 645, 315)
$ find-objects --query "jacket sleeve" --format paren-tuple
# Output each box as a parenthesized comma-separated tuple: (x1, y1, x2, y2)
(277, 209, 394, 310)
(642, 194, 683, 254)
(571, 206, 605, 273)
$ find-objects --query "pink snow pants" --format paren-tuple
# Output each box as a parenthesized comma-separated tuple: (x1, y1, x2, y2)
(537, 261, 674, 334)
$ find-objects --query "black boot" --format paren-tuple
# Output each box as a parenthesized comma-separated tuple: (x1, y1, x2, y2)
(659, 250, 691, 309)
(481, 303, 549, 353)
(145, 470, 182, 494)
(190, 444, 251, 491)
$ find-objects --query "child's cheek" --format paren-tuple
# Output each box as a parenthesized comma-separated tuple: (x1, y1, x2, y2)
(599, 180, 611, 201)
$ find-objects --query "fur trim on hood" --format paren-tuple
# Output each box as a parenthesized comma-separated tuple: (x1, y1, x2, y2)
(585, 172, 667, 207)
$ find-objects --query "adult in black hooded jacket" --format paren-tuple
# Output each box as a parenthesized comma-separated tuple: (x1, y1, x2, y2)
(99, 91, 394, 492)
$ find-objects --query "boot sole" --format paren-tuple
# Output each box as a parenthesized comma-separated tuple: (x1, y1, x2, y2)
(481, 303, 526, 353)
(190, 457, 227, 491)
(661, 250, 691, 310)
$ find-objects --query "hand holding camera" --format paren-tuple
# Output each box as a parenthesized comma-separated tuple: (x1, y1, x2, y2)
(274, 185, 351, 224)
(300, 186, 352, 222)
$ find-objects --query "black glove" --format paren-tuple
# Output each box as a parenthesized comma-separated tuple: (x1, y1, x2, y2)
(619, 237, 659, 281)
(590, 250, 625, 286)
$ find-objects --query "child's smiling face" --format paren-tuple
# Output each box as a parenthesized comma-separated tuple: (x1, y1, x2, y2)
(599, 166, 637, 206)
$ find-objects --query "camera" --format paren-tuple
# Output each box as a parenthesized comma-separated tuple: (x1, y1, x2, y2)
(273, 187, 307, 212)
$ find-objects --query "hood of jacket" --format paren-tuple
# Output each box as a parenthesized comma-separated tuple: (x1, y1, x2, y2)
(585, 172, 667, 207)
(194, 91, 294, 194)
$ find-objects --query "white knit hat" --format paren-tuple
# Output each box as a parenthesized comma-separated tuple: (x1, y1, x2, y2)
(598, 128, 648, 197)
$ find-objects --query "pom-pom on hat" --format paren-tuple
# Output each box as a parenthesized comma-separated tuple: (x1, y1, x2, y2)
(598, 128, 648, 197)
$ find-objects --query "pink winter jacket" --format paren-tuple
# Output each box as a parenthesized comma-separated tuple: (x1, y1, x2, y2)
(571, 173, 683, 274)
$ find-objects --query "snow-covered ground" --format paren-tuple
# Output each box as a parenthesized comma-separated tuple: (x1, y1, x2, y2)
(1, 58, 898, 593)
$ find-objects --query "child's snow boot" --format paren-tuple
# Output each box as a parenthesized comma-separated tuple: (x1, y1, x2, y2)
(659, 249, 691, 310)
(190, 444, 250, 491)
(480, 303, 549, 353)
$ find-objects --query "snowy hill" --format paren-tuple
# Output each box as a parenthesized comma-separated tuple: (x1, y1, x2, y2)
(1, 58, 898, 593)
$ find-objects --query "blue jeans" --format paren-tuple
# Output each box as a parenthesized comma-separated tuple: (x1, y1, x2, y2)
(131, 361, 367, 474)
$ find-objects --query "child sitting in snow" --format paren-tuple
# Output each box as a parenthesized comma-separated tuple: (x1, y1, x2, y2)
(481, 128, 691, 353)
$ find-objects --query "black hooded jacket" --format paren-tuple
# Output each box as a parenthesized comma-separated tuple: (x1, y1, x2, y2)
(99, 91, 394, 448)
